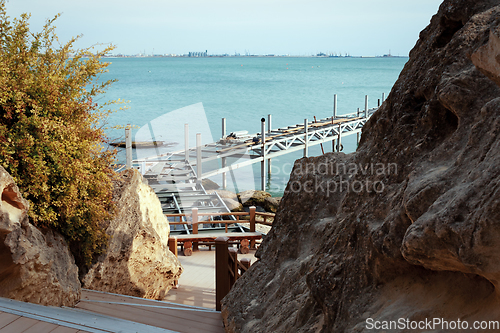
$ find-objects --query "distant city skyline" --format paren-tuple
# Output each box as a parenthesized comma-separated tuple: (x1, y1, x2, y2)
(6, 0, 443, 56)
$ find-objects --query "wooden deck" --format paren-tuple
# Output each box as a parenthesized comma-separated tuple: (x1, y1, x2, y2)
(0, 310, 91, 333)
(163, 246, 258, 310)
(77, 290, 223, 333)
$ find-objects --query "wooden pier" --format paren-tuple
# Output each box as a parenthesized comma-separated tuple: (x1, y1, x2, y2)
(131, 93, 383, 192)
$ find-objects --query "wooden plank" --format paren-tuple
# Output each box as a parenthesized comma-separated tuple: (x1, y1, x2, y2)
(22, 321, 62, 333)
(0, 312, 20, 329)
(0, 316, 37, 332)
(75, 302, 223, 333)
(48, 326, 81, 333)
(0, 297, 172, 333)
(80, 290, 218, 319)
(172, 231, 262, 241)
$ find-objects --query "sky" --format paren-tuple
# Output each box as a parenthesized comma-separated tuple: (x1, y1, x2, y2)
(6, 0, 443, 56)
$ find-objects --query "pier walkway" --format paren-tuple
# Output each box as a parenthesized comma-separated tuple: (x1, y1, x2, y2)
(132, 94, 382, 196)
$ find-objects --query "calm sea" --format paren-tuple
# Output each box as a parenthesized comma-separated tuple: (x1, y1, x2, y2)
(100, 56, 407, 196)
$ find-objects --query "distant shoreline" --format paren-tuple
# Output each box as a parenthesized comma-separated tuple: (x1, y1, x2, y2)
(102, 54, 409, 59)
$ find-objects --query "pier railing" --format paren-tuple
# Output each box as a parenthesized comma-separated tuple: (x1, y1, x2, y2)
(215, 236, 252, 311)
(165, 206, 274, 231)
(128, 93, 386, 191)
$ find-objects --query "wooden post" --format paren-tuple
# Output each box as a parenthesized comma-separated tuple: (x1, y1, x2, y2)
(249, 206, 256, 249)
(169, 237, 179, 287)
(169, 237, 178, 257)
(378, 99, 380, 107)
(222, 118, 227, 189)
(382, 92, 385, 103)
(215, 236, 230, 311)
(192, 207, 199, 252)
(240, 258, 251, 272)
(228, 248, 239, 287)
(125, 125, 132, 169)
(184, 123, 189, 162)
(196, 133, 202, 182)
(304, 118, 308, 157)
(365, 95, 368, 118)
(261, 118, 266, 191)
(333, 94, 337, 118)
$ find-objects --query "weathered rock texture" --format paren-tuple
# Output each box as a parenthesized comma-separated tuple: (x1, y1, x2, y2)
(237, 190, 271, 207)
(0, 166, 81, 307)
(83, 169, 182, 300)
(222, 1, 500, 332)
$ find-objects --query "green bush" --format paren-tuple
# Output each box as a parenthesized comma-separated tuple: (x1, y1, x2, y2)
(0, 1, 120, 269)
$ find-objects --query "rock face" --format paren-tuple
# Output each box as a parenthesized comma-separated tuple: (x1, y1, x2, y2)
(237, 190, 271, 207)
(222, 1, 500, 332)
(0, 166, 81, 307)
(83, 169, 182, 300)
(263, 196, 281, 213)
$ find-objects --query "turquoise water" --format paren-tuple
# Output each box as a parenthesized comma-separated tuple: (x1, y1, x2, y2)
(100, 57, 407, 195)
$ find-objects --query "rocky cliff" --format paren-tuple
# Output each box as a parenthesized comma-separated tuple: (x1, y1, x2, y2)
(222, 1, 500, 332)
(0, 166, 81, 307)
(83, 169, 182, 300)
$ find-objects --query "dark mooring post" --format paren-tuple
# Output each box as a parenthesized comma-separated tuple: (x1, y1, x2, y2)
(215, 236, 230, 311)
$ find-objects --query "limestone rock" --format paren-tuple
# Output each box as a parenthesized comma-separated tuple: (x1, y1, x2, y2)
(237, 190, 271, 207)
(0, 166, 81, 307)
(202, 178, 220, 191)
(471, 29, 500, 87)
(208, 189, 238, 201)
(223, 198, 244, 212)
(263, 196, 281, 213)
(83, 169, 182, 300)
(222, 1, 500, 332)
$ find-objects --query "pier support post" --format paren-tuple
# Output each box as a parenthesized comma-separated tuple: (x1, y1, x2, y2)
(365, 95, 369, 118)
(215, 236, 230, 311)
(382, 92, 385, 103)
(261, 118, 266, 191)
(125, 125, 132, 170)
(222, 118, 227, 189)
(222, 157, 227, 189)
(184, 123, 189, 162)
(333, 94, 337, 118)
(196, 133, 202, 182)
(267, 114, 272, 176)
(304, 119, 309, 157)
(337, 124, 342, 152)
